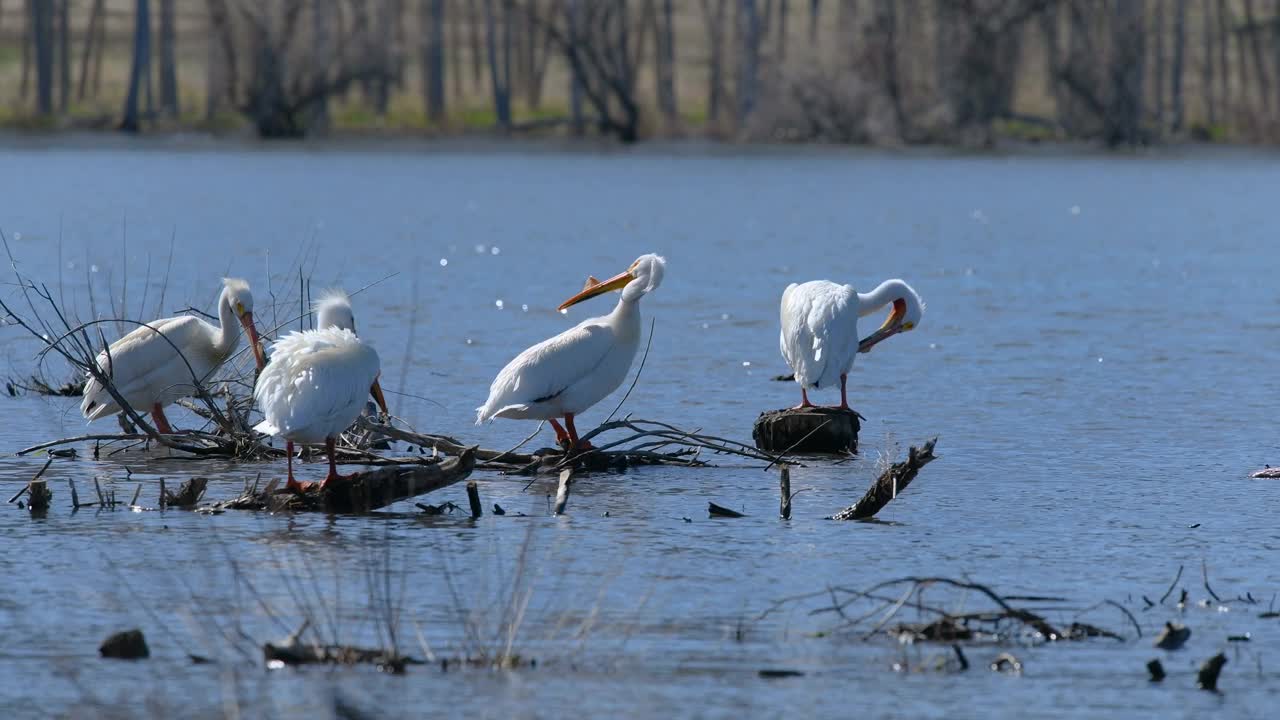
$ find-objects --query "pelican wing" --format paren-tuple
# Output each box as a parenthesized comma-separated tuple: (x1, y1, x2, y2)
(253, 329, 380, 441)
(476, 319, 618, 423)
(80, 315, 221, 420)
(779, 281, 859, 389)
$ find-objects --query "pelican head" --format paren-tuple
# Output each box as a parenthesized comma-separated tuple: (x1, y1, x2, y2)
(858, 279, 923, 353)
(223, 277, 266, 371)
(558, 254, 667, 310)
(315, 289, 356, 333)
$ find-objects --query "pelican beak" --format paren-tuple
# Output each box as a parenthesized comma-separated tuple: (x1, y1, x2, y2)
(558, 269, 635, 311)
(240, 312, 267, 372)
(369, 378, 389, 420)
(858, 299, 907, 354)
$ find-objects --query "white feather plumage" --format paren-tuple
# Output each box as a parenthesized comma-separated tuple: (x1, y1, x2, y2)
(252, 327, 381, 444)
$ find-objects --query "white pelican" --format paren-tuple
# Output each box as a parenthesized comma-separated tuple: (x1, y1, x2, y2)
(476, 254, 666, 449)
(80, 277, 267, 433)
(780, 279, 923, 408)
(252, 291, 388, 491)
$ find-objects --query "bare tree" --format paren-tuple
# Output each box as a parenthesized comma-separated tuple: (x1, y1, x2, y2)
(737, 0, 761, 127)
(1170, 0, 1186, 132)
(484, 0, 514, 130)
(656, 0, 678, 126)
(159, 0, 179, 117)
(32, 0, 54, 116)
(1152, 0, 1165, 128)
(699, 0, 729, 126)
(77, 0, 106, 101)
(536, 0, 642, 141)
(1202, 0, 1216, 125)
(57, 0, 69, 113)
(423, 0, 447, 122)
(120, 0, 151, 131)
(1105, 0, 1145, 146)
(310, 0, 331, 133)
(1242, 0, 1272, 112)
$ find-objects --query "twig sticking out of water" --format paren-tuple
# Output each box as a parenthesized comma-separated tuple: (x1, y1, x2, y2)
(708, 502, 745, 518)
(830, 438, 938, 521)
(1159, 564, 1184, 604)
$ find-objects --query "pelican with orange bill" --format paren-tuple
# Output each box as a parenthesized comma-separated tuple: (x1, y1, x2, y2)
(477, 254, 667, 450)
(779, 278, 923, 409)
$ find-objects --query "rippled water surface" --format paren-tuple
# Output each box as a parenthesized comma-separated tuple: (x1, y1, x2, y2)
(2, 141, 1279, 718)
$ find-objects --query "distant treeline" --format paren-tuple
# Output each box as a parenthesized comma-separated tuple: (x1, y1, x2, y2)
(2, 0, 1278, 146)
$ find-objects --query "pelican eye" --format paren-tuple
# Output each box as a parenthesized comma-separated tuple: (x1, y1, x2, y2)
(902, 322, 915, 331)
(235, 302, 245, 316)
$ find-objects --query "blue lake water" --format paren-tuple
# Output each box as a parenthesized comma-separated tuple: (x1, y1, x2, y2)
(1, 139, 1278, 718)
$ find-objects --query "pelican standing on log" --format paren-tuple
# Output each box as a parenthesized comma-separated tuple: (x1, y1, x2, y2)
(253, 290, 389, 492)
(80, 277, 267, 433)
(780, 279, 923, 408)
(476, 254, 666, 450)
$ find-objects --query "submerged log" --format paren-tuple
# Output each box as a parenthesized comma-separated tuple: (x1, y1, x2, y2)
(830, 438, 938, 521)
(208, 449, 476, 513)
(752, 407, 861, 454)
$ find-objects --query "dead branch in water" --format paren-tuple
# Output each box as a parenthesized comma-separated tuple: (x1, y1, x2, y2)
(358, 414, 791, 476)
(760, 576, 1134, 645)
(5, 373, 82, 397)
(830, 438, 938, 521)
(263, 620, 419, 672)
(207, 449, 476, 513)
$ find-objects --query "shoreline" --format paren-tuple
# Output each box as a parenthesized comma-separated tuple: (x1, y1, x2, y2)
(0, 128, 1276, 161)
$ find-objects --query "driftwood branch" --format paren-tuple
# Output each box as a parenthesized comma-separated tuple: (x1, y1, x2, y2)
(830, 438, 938, 521)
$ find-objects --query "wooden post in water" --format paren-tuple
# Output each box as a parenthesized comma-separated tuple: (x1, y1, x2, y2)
(779, 466, 792, 520)
(466, 480, 482, 519)
(753, 407, 861, 454)
(554, 469, 573, 515)
(28, 479, 51, 512)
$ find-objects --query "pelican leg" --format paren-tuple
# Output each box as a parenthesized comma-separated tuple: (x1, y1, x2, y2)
(548, 418, 571, 447)
(794, 388, 814, 410)
(838, 374, 850, 410)
(151, 404, 174, 434)
(285, 441, 309, 493)
(564, 413, 593, 450)
(318, 437, 347, 490)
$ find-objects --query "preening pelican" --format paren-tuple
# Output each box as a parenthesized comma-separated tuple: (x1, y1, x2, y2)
(780, 279, 923, 408)
(253, 290, 388, 491)
(476, 254, 666, 449)
(80, 277, 267, 433)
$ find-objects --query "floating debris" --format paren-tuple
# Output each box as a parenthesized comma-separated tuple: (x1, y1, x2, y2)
(1154, 622, 1190, 650)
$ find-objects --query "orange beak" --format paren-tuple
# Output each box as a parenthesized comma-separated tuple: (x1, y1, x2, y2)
(240, 312, 267, 372)
(858, 299, 907, 354)
(369, 378, 389, 419)
(557, 269, 635, 311)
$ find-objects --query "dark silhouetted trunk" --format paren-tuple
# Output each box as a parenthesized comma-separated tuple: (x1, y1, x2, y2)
(77, 0, 105, 101)
(568, 0, 584, 134)
(737, 0, 760, 127)
(1152, 0, 1165, 128)
(1202, 0, 1216, 124)
(32, 0, 54, 115)
(1215, 0, 1229, 111)
(311, 0, 331, 133)
(700, 0, 728, 125)
(20, 0, 32, 101)
(1106, 1, 1145, 146)
(158, 0, 178, 117)
(469, 0, 485, 91)
(484, 0, 512, 129)
(423, 0, 447, 123)
(656, 0, 677, 125)
(776, 0, 788, 62)
(57, 0, 69, 112)
(120, 0, 151, 132)
(1170, 0, 1186, 131)
(808, 0, 820, 45)
(1243, 0, 1271, 112)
